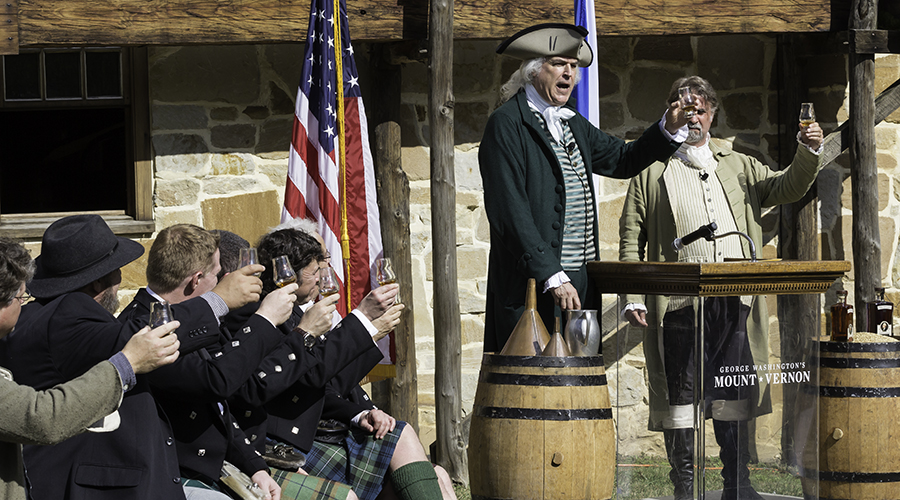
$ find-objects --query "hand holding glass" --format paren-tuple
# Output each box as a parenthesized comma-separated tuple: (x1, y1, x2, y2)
(150, 301, 174, 328)
(272, 256, 297, 288)
(318, 267, 340, 298)
(799, 103, 816, 128)
(375, 257, 400, 305)
(240, 247, 261, 276)
(678, 86, 696, 119)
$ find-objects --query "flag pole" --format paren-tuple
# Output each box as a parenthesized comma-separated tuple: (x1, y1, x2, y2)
(333, 0, 352, 313)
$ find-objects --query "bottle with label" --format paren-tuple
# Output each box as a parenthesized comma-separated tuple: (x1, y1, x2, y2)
(865, 287, 894, 337)
(831, 290, 853, 342)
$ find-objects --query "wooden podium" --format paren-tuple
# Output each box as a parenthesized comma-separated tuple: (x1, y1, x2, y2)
(587, 260, 850, 297)
(586, 259, 852, 500)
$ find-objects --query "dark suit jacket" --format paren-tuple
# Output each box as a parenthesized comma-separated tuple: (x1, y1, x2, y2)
(478, 90, 681, 351)
(118, 288, 293, 483)
(223, 302, 383, 453)
(0, 292, 218, 500)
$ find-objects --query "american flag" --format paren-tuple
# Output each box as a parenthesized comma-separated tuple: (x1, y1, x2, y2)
(283, 0, 394, 372)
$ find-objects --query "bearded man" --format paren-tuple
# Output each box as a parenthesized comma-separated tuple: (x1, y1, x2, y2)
(618, 75, 824, 500)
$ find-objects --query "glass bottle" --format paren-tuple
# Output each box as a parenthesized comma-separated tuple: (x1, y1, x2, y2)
(831, 290, 853, 342)
(865, 287, 893, 337)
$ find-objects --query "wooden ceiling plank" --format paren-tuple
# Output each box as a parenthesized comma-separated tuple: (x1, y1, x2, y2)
(15, 0, 835, 47)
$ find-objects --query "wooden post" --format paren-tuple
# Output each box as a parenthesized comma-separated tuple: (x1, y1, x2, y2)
(362, 42, 420, 430)
(373, 121, 419, 432)
(429, 0, 467, 483)
(776, 33, 820, 466)
(849, 0, 880, 329)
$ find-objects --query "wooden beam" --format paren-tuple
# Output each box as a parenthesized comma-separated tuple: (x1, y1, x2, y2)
(14, 0, 836, 49)
(776, 33, 820, 468)
(820, 77, 900, 167)
(850, 29, 900, 53)
(429, 0, 468, 485)
(16, 0, 410, 46)
(453, 0, 835, 38)
(849, 0, 879, 331)
(1, 0, 17, 55)
(372, 121, 419, 433)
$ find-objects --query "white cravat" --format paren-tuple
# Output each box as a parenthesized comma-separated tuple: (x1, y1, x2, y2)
(675, 135, 716, 170)
(525, 84, 575, 145)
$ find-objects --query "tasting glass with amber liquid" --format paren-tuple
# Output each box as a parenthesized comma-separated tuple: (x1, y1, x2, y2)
(799, 103, 816, 128)
(318, 267, 340, 298)
(375, 257, 400, 305)
(272, 256, 297, 288)
(831, 290, 854, 341)
(866, 286, 894, 337)
(678, 86, 696, 119)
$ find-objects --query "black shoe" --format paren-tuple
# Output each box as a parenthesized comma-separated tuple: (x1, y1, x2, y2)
(263, 443, 306, 471)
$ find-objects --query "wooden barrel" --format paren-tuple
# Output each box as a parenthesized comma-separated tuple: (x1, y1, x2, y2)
(467, 354, 614, 500)
(801, 341, 900, 499)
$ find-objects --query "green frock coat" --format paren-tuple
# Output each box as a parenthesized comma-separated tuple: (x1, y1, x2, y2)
(479, 90, 680, 352)
(618, 139, 822, 430)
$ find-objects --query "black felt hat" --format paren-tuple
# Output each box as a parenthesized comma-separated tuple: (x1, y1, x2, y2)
(29, 214, 145, 298)
(496, 23, 593, 67)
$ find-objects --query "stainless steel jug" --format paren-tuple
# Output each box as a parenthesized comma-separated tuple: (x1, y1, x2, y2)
(564, 309, 600, 356)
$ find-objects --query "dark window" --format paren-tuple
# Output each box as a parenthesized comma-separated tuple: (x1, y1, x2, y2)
(0, 47, 151, 235)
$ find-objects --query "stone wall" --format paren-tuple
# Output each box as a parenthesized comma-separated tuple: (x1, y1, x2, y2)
(86, 36, 900, 461)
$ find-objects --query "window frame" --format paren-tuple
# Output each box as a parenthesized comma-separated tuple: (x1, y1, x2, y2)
(0, 46, 153, 238)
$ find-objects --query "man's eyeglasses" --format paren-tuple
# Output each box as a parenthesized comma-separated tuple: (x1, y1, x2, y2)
(13, 292, 30, 305)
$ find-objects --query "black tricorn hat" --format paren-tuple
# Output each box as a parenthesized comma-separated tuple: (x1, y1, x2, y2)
(29, 214, 145, 298)
(496, 23, 593, 67)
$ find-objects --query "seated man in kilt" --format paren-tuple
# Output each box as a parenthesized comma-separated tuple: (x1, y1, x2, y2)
(224, 224, 456, 500)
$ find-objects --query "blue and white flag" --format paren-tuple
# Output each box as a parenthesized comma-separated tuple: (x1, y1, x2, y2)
(574, 0, 599, 128)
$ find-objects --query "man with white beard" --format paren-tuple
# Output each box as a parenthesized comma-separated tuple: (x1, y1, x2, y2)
(618, 75, 824, 500)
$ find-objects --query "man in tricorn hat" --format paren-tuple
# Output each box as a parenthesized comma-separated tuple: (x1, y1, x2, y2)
(479, 23, 690, 351)
(0, 214, 264, 500)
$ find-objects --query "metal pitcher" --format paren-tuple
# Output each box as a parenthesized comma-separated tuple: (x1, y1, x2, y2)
(564, 309, 600, 356)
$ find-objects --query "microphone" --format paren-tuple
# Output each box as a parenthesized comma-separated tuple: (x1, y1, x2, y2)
(672, 222, 718, 252)
(699, 171, 709, 181)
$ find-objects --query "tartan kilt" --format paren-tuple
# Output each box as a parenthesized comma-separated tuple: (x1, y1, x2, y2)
(301, 420, 406, 500)
(270, 469, 352, 500)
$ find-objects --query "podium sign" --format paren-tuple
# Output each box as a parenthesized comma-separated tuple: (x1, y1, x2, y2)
(588, 260, 851, 500)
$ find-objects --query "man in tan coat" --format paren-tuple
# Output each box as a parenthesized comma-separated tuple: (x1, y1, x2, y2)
(0, 237, 181, 500)
(619, 76, 824, 500)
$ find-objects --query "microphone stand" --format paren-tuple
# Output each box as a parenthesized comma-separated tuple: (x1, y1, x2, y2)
(710, 231, 757, 262)
(672, 226, 758, 262)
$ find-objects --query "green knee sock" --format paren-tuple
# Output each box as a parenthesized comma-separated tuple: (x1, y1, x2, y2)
(390, 461, 443, 500)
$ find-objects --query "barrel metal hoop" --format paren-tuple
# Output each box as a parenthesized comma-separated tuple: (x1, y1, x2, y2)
(480, 372, 607, 387)
(816, 341, 900, 353)
(482, 353, 605, 367)
(805, 469, 900, 483)
(473, 405, 612, 421)
(815, 356, 900, 369)
(815, 385, 900, 398)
